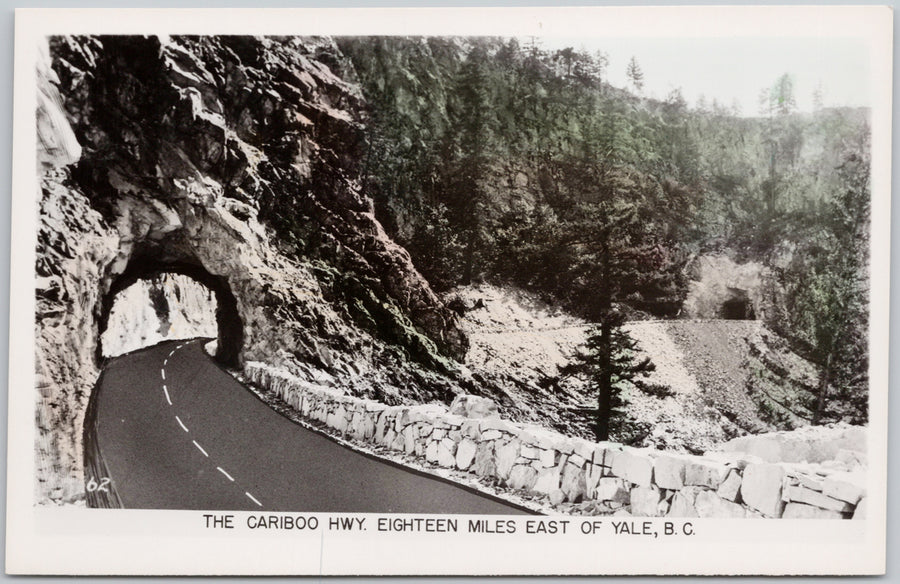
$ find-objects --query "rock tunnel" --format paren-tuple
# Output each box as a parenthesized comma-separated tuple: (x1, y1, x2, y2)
(98, 257, 244, 367)
(719, 287, 756, 320)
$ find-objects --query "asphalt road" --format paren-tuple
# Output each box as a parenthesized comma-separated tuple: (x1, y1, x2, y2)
(93, 339, 530, 514)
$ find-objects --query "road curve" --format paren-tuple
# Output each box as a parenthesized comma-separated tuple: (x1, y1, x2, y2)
(91, 339, 531, 514)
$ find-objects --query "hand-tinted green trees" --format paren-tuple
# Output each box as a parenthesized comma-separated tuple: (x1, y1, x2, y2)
(775, 140, 870, 424)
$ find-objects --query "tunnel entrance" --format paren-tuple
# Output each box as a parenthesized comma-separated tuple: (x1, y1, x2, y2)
(98, 259, 243, 366)
(719, 287, 756, 320)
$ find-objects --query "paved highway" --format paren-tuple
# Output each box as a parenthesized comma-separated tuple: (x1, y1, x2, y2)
(92, 339, 530, 513)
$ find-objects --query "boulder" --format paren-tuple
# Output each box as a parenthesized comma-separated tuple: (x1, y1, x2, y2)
(585, 463, 604, 496)
(437, 440, 456, 468)
(630, 486, 662, 517)
(716, 469, 742, 502)
(667, 488, 700, 518)
(783, 486, 853, 513)
(821, 472, 866, 505)
(611, 449, 653, 487)
(456, 439, 478, 470)
(594, 478, 630, 505)
(684, 459, 728, 489)
(538, 448, 557, 469)
(782, 503, 844, 519)
(449, 394, 499, 419)
(471, 442, 496, 477)
(425, 440, 439, 464)
(694, 490, 746, 518)
(532, 467, 561, 495)
(549, 489, 566, 506)
(560, 463, 587, 503)
(653, 454, 687, 490)
(741, 463, 785, 517)
(507, 465, 538, 491)
(495, 440, 520, 480)
(717, 424, 866, 464)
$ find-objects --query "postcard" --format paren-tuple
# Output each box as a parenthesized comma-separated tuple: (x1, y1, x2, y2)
(7, 5, 891, 575)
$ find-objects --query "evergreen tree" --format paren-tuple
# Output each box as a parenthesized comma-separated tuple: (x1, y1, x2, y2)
(626, 56, 644, 93)
(778, 142, 870, 424)
(565, 313, 654, 441)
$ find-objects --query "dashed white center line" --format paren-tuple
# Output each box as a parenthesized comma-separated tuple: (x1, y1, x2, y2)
(192, 440, 209, 457)
(162, 342, 251, 508)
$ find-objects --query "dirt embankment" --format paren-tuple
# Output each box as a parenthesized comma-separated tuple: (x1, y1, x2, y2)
(452, 285, 820, 453)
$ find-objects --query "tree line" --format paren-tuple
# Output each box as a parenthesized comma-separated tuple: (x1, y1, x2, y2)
(338, 36, 871, 439)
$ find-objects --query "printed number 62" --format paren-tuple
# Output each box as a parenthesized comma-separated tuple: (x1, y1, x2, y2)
(86, 477, 111, 493)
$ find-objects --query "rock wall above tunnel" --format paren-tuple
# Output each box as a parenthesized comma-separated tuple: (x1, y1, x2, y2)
(681, 254, 772, 320)
(35, 35, 470, 505)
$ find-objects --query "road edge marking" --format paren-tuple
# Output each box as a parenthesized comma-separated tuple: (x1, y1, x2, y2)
(192, 440, 208, 457)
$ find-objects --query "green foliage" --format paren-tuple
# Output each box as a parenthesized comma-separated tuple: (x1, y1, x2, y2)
(562, 313, 655, 441)
(772, 139, 870, 424)
(339, 38, 872, 426)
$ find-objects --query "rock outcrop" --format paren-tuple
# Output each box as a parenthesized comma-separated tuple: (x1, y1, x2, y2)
(36, 35, 469, 504)
(101, 273, 218, 358)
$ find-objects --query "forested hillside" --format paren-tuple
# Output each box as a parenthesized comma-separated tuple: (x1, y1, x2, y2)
(338, 36, 870, 433)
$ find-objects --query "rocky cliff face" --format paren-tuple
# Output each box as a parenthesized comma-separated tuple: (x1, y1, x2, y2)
(101, 273, 218, 358)
(36, 35, 470, 504)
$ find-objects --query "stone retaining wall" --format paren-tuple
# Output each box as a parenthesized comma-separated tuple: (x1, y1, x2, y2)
(245, 362, 866, 519)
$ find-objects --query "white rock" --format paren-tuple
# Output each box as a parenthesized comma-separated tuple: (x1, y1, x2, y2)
(507, 465, 538, 491)
(585, 463, 604, 496)
(611, 449, 653, 487)
(741, 463, 786, 518)
(694, 490, 746, 518)
(782, 502, 844, 519)
(481, 429, 503, 441)
(667, 489, 699, 518)
(549, 489, 566, 506)
(425, 440, 439, 464)
(455, 438, 477, 470)
(717, 469, 742, 502)
(533, 467, 562, 495)
(449, 394, 500, 418)
(783, 486, 853, 513)
(594, 478, 630, 504)
(560, 463, 587, 503)
(538, 448, 557, 468)
(685, 460, 729, 489)
(821, 472, 866, 505)
(437, 441, 456, 468)
(630, 486, 662, 517)
(495, 441, 520, 479)
(654, 454, 687, 490)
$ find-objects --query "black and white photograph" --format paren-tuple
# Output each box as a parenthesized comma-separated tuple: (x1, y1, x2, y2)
(7, 5, 891, 576)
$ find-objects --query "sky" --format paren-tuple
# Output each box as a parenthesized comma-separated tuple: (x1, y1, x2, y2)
(537, 36, 871, 116)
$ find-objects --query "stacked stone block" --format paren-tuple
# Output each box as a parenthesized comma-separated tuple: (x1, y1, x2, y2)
(246, 362, 866, 519)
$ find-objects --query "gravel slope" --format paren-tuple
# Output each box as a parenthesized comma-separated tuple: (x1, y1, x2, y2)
(451, 285, 817, 453)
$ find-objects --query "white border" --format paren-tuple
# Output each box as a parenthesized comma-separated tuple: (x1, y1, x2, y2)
(7, 6, 892, 576)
